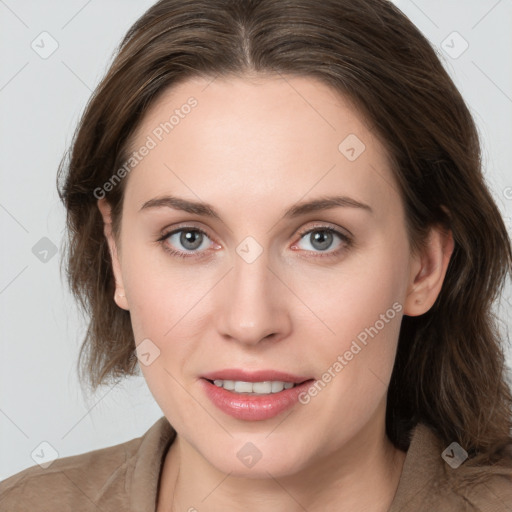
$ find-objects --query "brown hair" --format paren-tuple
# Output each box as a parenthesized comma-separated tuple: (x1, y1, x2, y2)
(57, 0, 512, 465)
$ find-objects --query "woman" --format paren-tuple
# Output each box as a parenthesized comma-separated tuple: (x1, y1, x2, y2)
(1, 0, 511, 510)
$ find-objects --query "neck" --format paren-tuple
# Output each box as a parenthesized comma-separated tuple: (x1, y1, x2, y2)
(157, 415, 406, 512)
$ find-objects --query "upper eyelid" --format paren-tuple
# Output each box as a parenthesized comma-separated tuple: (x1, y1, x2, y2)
(297, 222, 351, 237)
(159, 222, 210, 239)
(160, 222, 349, 239)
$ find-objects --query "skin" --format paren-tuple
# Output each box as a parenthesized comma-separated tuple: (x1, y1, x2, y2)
(98, 74, 454, 511)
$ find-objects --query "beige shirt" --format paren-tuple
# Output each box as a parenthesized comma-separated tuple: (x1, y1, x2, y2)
(1, 416, 511, 511)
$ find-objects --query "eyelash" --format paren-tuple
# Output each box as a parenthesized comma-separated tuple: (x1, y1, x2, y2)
(156, 223, 353, 260)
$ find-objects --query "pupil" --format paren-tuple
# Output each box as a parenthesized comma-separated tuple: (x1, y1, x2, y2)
(181, 230, 202, 250)
(311, 230, 332, 251)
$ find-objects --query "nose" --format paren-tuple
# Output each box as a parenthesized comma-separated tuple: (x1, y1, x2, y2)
(215, 249, 292, 346)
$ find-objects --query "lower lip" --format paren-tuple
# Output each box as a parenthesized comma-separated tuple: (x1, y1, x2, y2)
(200, 378, 315, 421)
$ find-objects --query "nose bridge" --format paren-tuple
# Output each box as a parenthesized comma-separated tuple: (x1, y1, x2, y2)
(216, 242, 289, 344)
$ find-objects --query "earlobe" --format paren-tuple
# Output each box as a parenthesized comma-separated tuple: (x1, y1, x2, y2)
(114, 290, 128, 310)
(97, 198, 130, 311)
(403, 225, 455, 317)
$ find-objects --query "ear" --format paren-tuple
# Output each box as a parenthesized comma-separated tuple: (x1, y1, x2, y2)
(97, 198, 129, 311)
(403, 222, 455, 316)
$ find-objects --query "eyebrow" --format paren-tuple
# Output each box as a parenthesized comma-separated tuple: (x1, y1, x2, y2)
(139, 194, 373, 219)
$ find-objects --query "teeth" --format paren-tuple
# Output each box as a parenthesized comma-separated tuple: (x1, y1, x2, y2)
(234, 381, 253, 393)
(212, 379, 296, 394)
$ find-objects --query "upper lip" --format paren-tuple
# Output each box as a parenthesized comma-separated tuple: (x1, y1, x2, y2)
(201, 369, 313, 384)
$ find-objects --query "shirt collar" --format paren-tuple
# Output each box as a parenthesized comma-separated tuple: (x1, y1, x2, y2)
(127, 417, 446, 512)
(128, 416, 176, 512)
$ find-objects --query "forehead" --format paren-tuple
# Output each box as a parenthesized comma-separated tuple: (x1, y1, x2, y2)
(122, 74, 399, 219)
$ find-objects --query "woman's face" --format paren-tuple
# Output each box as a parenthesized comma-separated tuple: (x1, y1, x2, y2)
(100, 74, 431, 476)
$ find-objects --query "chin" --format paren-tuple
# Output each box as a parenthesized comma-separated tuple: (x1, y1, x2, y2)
(200, 438, 312, 479)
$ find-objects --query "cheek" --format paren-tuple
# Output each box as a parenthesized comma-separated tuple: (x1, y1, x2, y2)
(122, 220, 409, 366)
(307, 243, 406, 339)
(300, 239, 408, 395)
(120, 247, 216, 391)
(120, 240, 201, 336)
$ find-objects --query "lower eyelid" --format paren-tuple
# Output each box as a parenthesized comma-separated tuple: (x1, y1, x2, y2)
(292, 230, 350, 254)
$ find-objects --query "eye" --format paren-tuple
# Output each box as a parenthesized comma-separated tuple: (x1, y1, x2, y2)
(157, 226, 217, 259)
(292, 225, 352, 257)
(157, 223, 353, 260)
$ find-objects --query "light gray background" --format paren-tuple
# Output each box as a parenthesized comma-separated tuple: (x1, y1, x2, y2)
(1, 0, 511, 480)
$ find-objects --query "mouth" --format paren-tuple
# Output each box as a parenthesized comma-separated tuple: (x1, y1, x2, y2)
(199, 372, 316, 421)
(203, 378, 308, 395)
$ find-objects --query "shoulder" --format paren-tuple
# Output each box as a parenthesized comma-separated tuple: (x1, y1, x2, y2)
(391, 423, 512, 512)
(0, 435, 142, 510)
(0, 416, 175, 511)
(446, 457, 512, 511)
